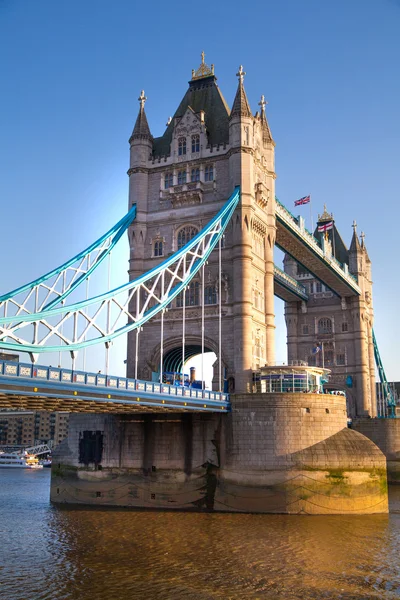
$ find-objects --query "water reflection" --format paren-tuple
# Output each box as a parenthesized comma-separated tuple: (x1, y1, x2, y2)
(1, 470, 400, 599)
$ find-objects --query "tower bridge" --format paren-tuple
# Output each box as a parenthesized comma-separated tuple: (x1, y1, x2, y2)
(0, 54, 394, 514)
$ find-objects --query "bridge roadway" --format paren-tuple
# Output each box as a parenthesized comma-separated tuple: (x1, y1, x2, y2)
(273, 265, 308, 302)
(0, 361, 229, 414)
(275, 199, 361, 297)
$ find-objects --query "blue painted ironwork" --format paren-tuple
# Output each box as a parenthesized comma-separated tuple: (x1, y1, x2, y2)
(0, 360, 229, 413)
(0, 204, 137, 314)
(373, 329, 396, 417)
(0, 188, 240, 354)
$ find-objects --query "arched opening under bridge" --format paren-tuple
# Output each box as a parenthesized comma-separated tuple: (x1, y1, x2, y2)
(163, 345, 217, 390)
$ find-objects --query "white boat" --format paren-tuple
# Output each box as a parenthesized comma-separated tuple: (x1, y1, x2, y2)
(0, 452, 43, 469)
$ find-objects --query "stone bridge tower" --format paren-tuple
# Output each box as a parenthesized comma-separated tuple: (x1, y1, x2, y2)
(126, 55, 276, 393)
(284, 207, 376, 417)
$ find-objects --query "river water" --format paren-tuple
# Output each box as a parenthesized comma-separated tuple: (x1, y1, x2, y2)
(1, 470, 400, 599)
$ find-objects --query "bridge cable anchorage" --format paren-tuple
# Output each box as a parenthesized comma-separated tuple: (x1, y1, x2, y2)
(0, 188, 240, 355)
(373, 329, 396, 417)
(0, 204, 137, 325)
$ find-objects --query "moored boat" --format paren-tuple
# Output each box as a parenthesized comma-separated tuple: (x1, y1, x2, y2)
(0, 452, 43, 469)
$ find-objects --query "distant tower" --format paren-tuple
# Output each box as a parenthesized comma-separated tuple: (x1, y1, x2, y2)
(284, 206, 376, 417)
(126, 54, 276, 393)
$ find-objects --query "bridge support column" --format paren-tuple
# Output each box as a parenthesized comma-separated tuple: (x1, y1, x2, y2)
(232, 202, 254, 393)
(368, 324, 377, 417)
(284, 301, 298, 364)
(264, 224, 276, 365)
(351, 297, 371, 416)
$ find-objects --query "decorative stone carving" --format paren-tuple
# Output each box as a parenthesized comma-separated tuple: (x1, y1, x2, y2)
(255, 182, 269, 209)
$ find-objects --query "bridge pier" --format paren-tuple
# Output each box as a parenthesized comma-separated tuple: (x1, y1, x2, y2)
(352, 417, 400, 483)
(51, 393, 388, 514)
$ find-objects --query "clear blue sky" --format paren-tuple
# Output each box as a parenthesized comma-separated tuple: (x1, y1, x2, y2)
(1, 0, 399, 378)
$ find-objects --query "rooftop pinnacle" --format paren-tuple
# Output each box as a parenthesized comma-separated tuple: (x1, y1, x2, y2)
(230, 65, 251, 119)
(130, 89, 152, 142)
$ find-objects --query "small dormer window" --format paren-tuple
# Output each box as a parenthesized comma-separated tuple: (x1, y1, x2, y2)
(178, 137, 186, 156)
(205, 165, 214, 182)
(191, 134, 200, 153)
(164, 173, 173, 189)
(178, 170, 187, 185)
(191, 168, 200, 182)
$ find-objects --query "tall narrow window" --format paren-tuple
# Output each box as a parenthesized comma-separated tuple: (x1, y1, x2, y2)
(191, 168, 200, 182)
(318, 318, 332, 334)
(178, 137, 186, 156)
(204, 286, 216, 305)
(186, 281, 199, 306)
(164, 172, 173, 189)
(177, 170, 187, 185)
(177, 226, 198, 250)
(316, 282, 322, 293)
(191, 134, 200, 153)
(336, 353, 346, 366)
(342, 322, 348, 332)
(205, 165, 214, 181)
(154, 240, 163, 257)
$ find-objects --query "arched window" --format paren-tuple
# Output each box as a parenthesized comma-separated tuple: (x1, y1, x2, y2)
(154, 240, 163, 257)
(204, 286, 216, 305)
(177, 170, 187, 185)
(178, 137, 186, 156)
(205, 165, 214, 182)
(164, 172, 173, 189)
(177, 226, 198, 250)
(191, 168, 200, 182)
(191, 134, 200, 153)
(318, 318, 332, 334)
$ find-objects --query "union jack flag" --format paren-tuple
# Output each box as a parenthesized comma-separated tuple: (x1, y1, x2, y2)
(294, 195, 311, 206)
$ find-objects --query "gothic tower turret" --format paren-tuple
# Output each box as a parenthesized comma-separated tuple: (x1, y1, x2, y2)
(128, 91, 153, 282)
(125, 55, 277, 393)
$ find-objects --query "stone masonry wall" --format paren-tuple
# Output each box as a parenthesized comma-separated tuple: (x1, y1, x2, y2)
(51, 394, 388, 514)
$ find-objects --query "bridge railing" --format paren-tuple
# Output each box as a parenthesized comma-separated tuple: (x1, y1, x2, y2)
(0, 360, 229, 404)
(273, 265, 308, 299)
(275, 198, 360, 292)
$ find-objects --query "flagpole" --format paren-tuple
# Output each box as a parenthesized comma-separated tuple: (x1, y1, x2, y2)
(310, 195, 313, 232)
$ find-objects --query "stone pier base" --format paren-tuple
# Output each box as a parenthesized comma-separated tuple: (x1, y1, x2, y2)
(51, 393, 388, 514)
(353, 417, 400, 483)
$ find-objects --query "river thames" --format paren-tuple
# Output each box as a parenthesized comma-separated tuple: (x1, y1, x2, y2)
(1, 470, 400, 599)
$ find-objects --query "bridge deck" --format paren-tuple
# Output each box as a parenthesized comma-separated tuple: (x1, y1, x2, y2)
(0, 361, 229, 413)
(275, 200, 361, 297)
(273, 265, 309, 302)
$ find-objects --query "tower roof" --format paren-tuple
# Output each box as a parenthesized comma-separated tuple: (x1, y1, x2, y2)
(130, 90, 152, 142)
(230, 65, 252, 119)
(313, 205, 349, 265)
(152, 54, 230, 157)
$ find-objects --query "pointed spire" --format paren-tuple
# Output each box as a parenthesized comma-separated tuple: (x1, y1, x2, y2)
(349, 220, 362, 253)
(130, 90, 152, 142)
(258, 94, 273, 142)
(230, 65, 251, 119)
(360, 231, 371, 262)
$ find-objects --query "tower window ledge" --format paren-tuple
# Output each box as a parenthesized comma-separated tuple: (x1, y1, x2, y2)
(160, 181, 207, 201)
